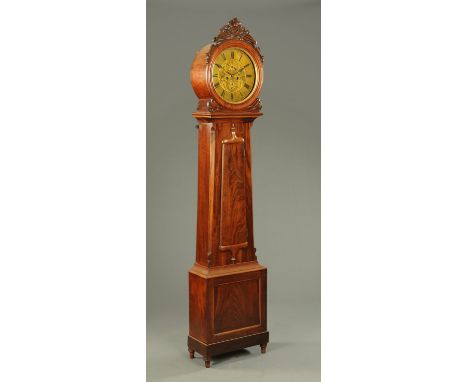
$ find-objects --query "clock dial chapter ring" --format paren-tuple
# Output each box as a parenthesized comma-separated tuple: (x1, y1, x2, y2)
(208, 43, 262, 108)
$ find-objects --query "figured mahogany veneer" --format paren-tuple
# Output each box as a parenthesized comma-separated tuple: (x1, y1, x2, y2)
(194, 120, 257, 267)
(188, 18, 268, 368)
(214, 277, 260, 334)
(220, 131, 248, 252)
(189, 263, 267, 342)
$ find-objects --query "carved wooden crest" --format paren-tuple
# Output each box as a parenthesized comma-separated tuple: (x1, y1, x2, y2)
(206, 17, 263, 63)
(206, 98, 223, 112)
(246, 98, 263, 112)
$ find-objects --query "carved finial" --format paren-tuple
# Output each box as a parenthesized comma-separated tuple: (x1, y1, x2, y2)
(230, 124, 237, 139)
(230, 251, 236, 263)
(206, 17, 263, 63)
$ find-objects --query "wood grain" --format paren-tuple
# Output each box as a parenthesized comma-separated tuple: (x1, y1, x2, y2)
(214, 278, 260, 334)
(219, 131, 248, 251)
(188, 331, 269, 359)
(188, 273, 208, 342)
(188, 18, 268, 366)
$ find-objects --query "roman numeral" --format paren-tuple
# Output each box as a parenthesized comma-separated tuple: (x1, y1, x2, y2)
(215, 63, 222, 68)
(213, 74, 218, 77)
(246, 74, 252, 78)
(214, 82, 220, 88)
(231, 51, 234, 59)
(230, 93, 233, 100)
(239, 53, 243, 61)
(221, 90, 225, 97)
(222, 53, 226, 60)
(244, 83, 250, 89)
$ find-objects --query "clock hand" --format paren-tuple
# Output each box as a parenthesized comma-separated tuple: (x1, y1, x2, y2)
(238, 64, 250, 73)
(219, 69, 233, 79)
(220, 66, 234, 77)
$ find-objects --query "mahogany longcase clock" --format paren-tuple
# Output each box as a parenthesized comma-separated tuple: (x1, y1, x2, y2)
(188, 18, 268, 368)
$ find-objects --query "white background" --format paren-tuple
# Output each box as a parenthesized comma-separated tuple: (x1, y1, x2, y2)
(322, 1, 468, 381)
(1, 1, 468, 381)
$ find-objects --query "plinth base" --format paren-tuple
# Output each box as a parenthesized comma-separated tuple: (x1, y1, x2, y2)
(188, 331, 269, 367)
(188, 262, 268, 368)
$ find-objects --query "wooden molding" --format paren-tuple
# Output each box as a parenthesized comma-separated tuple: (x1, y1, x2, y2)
(188, 261, 266, 279)
(206, 17, 263, 64)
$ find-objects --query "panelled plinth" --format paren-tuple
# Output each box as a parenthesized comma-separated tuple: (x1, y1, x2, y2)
(188, 262, 268, 363)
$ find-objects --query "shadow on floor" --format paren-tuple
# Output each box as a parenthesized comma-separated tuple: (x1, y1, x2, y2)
(211, 341, 291, 366)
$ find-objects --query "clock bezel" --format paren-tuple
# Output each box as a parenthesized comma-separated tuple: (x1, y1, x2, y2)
(207, 40, 263, 111)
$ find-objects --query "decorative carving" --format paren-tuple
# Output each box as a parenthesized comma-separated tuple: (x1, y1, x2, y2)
(207, 98, 223, 112)
(222, 125, 245, 144)
(206, 17, 263, 64)
(246, 98, 262, 112)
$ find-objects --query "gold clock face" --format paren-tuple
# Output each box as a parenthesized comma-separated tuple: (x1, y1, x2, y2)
(211, 47, 257, 104)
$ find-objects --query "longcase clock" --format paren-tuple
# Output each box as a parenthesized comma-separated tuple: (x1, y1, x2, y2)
(187, 18, 268, 368)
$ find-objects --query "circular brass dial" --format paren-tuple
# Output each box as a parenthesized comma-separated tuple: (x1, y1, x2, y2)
(211, 47, 257, 104)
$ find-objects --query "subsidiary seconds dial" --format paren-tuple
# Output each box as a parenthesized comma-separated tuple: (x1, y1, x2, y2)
(211, 47, 257, 104)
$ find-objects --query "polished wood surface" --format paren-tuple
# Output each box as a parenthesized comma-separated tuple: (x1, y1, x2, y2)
(219, 129, 248, 252)
(194, 121, 258, 267)
(190, 18, 263, 113)
(188, 266, 267, 344)
(188, 331, 269, 368)
(188, 18, 268, 368)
